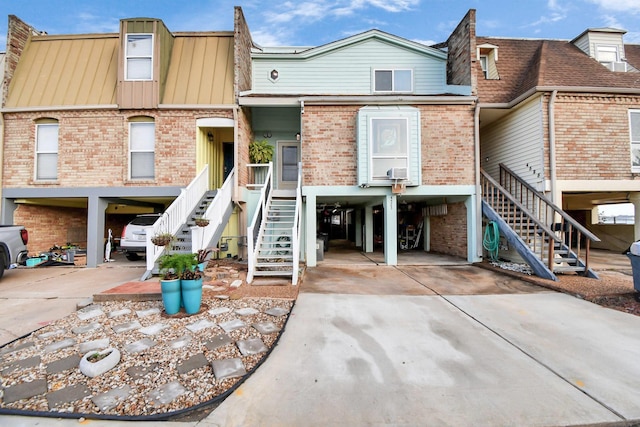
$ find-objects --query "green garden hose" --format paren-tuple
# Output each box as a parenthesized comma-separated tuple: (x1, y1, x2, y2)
(483, 221, 500, 261)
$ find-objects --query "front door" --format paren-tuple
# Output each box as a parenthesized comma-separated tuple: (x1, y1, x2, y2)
(223, 142, 233, 181)
(277, 141, 299, 189)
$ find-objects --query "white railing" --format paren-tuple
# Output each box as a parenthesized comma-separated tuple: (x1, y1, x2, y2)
(291, 162, 302, 285)
(246, 163, 273, 283)
(145, 165, 210, 272)
(191, 168, 235, 253)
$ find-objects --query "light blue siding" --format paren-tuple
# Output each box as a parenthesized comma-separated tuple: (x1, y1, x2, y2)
(253, 38, 448, 95)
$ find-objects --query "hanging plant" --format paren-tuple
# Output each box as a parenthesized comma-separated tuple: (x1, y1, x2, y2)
(249, 139, 274, 164)
(151, 232, 173, 247)
(195, 217, 210, 227)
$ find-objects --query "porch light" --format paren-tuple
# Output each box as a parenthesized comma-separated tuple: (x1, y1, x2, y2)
(270, 69, 279, 80)
(295, 132, 300, 141)
(207, 132, 214, 143)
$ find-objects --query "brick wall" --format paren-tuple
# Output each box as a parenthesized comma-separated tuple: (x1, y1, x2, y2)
(234, 7, 253, 95)
(15, 205, 87, 255)
(237, 106, 253, 188)
(429, 201, 467, 258)
(444, 9, 476, 93)
(4, 15, 36, 106)
(2, 108, 234, 188)
(553, 93, 640, 180)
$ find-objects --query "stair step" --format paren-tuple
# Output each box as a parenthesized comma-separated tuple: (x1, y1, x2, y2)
(256, 262, 294, 268)
(253, 270, 293, 276)
(553, 266, 586, 273)
(257, 255, 293, 260)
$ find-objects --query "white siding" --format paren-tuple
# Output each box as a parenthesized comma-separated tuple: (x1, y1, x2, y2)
(253, 39, 447, 95)
(481, 96, 545, 189)
(572, 31, 625, 60)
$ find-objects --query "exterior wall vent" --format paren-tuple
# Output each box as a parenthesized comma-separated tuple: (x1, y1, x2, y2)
(387, 167, 408, 180)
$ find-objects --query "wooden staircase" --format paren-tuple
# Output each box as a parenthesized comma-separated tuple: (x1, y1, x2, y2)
(252, 196, 297, 279)
(481, 164, 600, 280)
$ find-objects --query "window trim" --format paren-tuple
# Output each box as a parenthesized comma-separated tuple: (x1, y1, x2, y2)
(128, 118, 155, 180)
(479, 55, 488, 79)
(35, 121, 59, 181)
(125, 33, 154, 81)
(369, 116, 410, 181)
(630, 109, 640, 173)
(372, 68, 414, 93)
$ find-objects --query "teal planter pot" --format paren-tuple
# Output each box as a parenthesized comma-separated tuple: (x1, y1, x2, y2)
(160, 279, 181, 315)
(198, 262, 207, 272)
(181, 278, 203, 314)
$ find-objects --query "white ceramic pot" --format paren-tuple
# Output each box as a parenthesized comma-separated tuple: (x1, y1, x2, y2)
(79, 347, 121, 378)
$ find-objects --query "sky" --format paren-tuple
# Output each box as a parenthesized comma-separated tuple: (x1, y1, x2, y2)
(0, 0, 639, 49)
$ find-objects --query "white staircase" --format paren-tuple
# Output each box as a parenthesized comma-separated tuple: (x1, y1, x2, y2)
(253, 197, 297, 278)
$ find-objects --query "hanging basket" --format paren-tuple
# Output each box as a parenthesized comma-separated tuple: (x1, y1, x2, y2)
(195, 218, 210, 227)
(151, 234, 173, 246)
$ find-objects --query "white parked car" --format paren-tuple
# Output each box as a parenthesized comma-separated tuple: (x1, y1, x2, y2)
(120, 214, 161, 261)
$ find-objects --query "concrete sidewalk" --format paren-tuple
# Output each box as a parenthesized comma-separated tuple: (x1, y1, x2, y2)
(2, 262, 640, 426)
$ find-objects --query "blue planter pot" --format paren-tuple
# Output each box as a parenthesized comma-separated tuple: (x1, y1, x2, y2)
(198, 262, 207, 272)
(160, 279, 181, 315)
(181, 278, 203, 314)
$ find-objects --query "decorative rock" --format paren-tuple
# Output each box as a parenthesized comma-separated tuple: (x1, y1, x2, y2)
(211, 358, 246, 381)
(219, 319, 246, 333)
(139, 323, 168, 336)
(147, 381, 186, 407)
(112, 320, 142, 334)
(79, 338, 110, 353)
(108, 308, 131, 318)
(235, 307, 259, 316)
(169, 335, 192, 349)
(177, 353, 209, 375)
(79, 348, 121, 378)
(186, 319, 216, 333)
(214, 295, 229, 300)
(136, 307, 160, 318)
(253, 321, 279, 335)
(204, 334, 233, 351)
(2, 356, 41, 374)
(127, 363, 159, 379)
(208, 307, 231, 316)
(237, 337, 268, 356)
(47, 384, 91, 409)
(46, 354, 81, 374)
(44, 338, 76, 353)
(229, 279, 243, 289)
(77, 305, 104, 320)
(72, 322, 103, 335)
(265, 307, 289, 317)
(92, 385, 132, 411)
(37, 329, 66, 340)
(3, 379, 48, 404)
(124, 338, 156, 354)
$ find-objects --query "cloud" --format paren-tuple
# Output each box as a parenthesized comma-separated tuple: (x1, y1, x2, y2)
(584, 0, 640, 13)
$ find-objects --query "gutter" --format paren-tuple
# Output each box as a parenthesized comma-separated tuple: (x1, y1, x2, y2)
(548, 90, 558, 203)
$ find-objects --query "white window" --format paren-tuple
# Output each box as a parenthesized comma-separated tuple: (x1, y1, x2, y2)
(35, 122, 59, 180)
(129, 120, 155, 179)
(630, 110, 640, 172)
(479, 56, 488, 79)
(596, 45, 618, 63)
(374, 69, 413, 93)
(125, 34, 153, 80)
(370, 117, 409, 180)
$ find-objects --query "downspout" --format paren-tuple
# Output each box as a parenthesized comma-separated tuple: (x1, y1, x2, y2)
(548, 90, 558, 203)
(474, 100, 482, 260)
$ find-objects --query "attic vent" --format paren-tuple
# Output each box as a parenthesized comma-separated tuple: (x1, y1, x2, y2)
(603, 61, 628, 72)
(387, 167, 408, 180)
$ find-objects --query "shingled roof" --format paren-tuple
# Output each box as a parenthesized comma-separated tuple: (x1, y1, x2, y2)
(476, 36, 640, 104)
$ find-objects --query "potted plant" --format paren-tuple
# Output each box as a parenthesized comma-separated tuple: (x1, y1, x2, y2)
(158, 253, 195, 315)
(194, 217, 210, 227)
(180, 257, 204, 315)
(248, 139, 274, 164)
(195, 247, 217, 272)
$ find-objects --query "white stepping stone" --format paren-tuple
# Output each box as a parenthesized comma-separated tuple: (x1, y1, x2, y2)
(237, 337, 268, 356)
(265, 307, 289, 317)
(147, 381, 186, 407)
(169, 335, 192, 349)
(77, 306, 104, 320)
(44, 338, 76, 353)
(253, 321, 279, 335)
(139, 323, 168, 336)
(136, 308, 160, 318)
(211, 358, 246, 381)
(124, 338, 156, 354)
(79, 338, 110, 353)
(186, 319, 216, 333)
(235, 307, 259, 316)
(219, 319, 246, 333)
(72, 322, 103, 335)
(208, 307, 231, 316)
(108, 308, 131, 318)
(92, 385, 132, 411)
(112, 321, 142, 334)
(37, 329, 66, 340)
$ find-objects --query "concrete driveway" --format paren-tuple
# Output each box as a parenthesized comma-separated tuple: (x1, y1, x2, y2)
(0, 262, 144, 345)
(2, 261, 640, 427)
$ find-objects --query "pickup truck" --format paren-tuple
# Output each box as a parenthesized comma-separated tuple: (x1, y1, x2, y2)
(0, 225, 29, 278)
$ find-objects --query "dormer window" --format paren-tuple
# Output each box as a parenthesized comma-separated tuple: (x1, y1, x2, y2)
(373, 69, 413, 93)
(477, 43, 499, 80)
(125, 34, 153, 80)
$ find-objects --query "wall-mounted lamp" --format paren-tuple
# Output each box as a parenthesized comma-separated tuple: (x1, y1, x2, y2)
(295, 132, 301, 141)
(270, 69, 279, 81)
(207, 132, 214, 143)
(263, 131, 272, 139)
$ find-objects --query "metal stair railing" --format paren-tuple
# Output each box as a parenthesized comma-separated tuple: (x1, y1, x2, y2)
(291, 162, 302, 286)
(191, 168, 235, 253)
(498, 163, 600, 274)
(144, 165, 210, 275)
(246, 163, 273, 284)
(481, 169, 561, 271)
